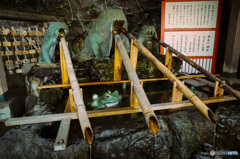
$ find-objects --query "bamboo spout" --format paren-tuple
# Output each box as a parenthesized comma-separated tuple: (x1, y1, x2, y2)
(122, 31, 217, 124)
(59, 32, 93, 144)
(153, 37, 240, 101)
(114, 33, 160, 134)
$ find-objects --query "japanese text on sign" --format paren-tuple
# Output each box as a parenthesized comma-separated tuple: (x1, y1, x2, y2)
(165, 1, 219, 28)
(164, 31, 215, 56)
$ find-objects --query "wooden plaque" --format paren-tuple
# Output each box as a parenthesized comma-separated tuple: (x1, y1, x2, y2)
(13, 41, 21, 46)
(11, 30, 20, 37)
(20, 30, 28, 37)
(29, 49, 36, 54)
(22, 50, 29, 55)
(15, 50, 22, 55)
(21, 41, 28, 46)
(29, 40, 36, 46)
(23, 59, 30, 64)
(2, 28, 10, 36)
(5, 51, 14, 56)
(3, 41, 12, 47)
(28, 31, 35, 37)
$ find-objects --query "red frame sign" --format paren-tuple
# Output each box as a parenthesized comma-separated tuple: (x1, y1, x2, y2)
(160, 0, 223, 73)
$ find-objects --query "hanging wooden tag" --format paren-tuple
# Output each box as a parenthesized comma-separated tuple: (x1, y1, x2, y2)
(5, 60, 13, 66)
(29, 49, 36, 54)
(13, 41, 21, 46)
(7, 65, 14, 70)
(36, 40, 42, 45)
(16, 69, 22, 73)
(1, 51, 4, 56)
(28, 31, 35, 37)
(31, 57, 38, 63)
(9, 70, 14, 75)
(5, 51, 14, 56)
(11, 29, 20, 37)
(15, 60, 22, 65)
(15, 50, 22, 55)
(35, 31, 43, 37)
(22, 50, 29, 55)
(29, 40, 36, 46)
(20, 30, 28, 37)
(23, 59, 30, 64)
(21, 41, 28, 46)
(36, 48, 41, 53)
(2, 28, 10, 36)
(3, 41, 12, 47)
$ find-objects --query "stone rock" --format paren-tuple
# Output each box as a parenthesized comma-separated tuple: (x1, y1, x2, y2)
(190, 102, 240, 158)
(39, 88, 63, 106)
(0, 107, 214, 159)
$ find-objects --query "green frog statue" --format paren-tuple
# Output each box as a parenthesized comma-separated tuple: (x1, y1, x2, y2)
(39, 22, 69, 63)
(88, 90, 122, 110)
(138, 25, 159, 54)
(80, 9, 130, 59)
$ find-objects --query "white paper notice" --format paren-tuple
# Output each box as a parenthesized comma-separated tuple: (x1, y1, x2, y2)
(165, 1, 219, 29)
(164, 31, 215, 56)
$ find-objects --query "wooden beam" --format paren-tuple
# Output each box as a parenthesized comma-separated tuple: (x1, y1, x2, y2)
(192, 77, 215, 87)
(5, 95, 237, 126)
(172, 81, 184, 102)
(54, 118, 71, 151)
(165, 47, 172, 71)
(60, 42, 69, 86)
(0, 8, 58, 22)
(113, 40, 122, 81)
(214, 81, 225, 97)
(130, 81, 143, 107)
(37, 74, 221, 89)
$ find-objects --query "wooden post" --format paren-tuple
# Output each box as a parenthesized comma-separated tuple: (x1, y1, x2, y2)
(172, 81, 184, 102)
(130, 39, 140, 108)
(113, 40, 122, 81)
(214, 81, 225, 97)
(114, 33, 159, 134)
(130, 39, 138, 70)
(165, 47, 172, 71)
(130, 81, 143, 107)
(54, 118, 71, 151)
(64, 89, 83, 113)
(60, 42, 69, 86)
(60, 32, 93, 145)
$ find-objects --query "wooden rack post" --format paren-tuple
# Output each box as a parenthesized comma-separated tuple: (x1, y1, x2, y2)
(129, 39, 140, 107)
(60, 42, 69, 85)
(214, 81, 225, 97)
(64, 88, 83, 113)
(54, 118, 71, 151)
(172, 81, 184, 102)
(165, 47, 172, 76)
(113, 40, 122, 81)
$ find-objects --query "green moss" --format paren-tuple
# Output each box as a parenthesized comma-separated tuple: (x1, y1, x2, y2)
(39, 88, 63, 106)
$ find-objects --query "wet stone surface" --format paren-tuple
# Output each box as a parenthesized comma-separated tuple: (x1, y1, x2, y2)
(0, 106, 216, 159)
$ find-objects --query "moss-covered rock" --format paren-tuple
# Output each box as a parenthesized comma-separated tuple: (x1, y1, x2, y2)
(6, 71, 25, 88)
(39, 88, 63, 106)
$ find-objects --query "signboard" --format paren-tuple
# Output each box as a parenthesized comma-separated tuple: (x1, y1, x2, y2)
(161, 0, 223, 73)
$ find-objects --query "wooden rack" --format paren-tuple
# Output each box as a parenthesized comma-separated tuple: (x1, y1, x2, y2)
(5, 39, 238, 151)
